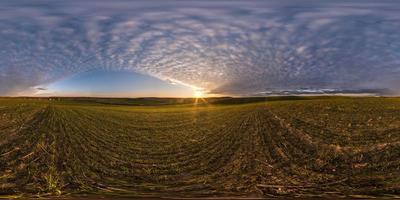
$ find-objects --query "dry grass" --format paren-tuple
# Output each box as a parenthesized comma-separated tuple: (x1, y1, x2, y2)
(0, 97, 399, 198)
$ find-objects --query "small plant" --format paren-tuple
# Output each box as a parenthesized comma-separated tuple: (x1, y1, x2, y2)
(43, 167, 62, 195)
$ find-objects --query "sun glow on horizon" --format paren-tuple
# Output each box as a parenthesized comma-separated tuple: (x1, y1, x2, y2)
(193, 89, 208, 105)
(193, 90, 204, 98)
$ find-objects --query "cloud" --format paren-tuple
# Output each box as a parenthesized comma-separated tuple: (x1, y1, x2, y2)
(0, 0, 399, 96)
(256, 88, 394, 96)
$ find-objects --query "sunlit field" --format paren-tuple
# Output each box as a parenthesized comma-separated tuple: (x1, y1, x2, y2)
(1, 97, 399, 199)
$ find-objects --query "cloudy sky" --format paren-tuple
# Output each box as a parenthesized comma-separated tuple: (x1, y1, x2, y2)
(1, 0, 400, 97)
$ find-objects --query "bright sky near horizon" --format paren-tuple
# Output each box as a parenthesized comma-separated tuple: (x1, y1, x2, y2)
(36, 70, 194, 97)
(1, 0, 400, 97)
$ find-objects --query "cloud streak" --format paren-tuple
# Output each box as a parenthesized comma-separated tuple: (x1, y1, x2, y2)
(0, 0, 399, 96)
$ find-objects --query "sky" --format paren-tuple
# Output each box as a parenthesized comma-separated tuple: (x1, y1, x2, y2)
(0, 0, 400, 97)
(37, 70, 194, 97)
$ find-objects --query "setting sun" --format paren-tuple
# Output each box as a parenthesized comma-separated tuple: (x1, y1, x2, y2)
(193, 90, 204, 98)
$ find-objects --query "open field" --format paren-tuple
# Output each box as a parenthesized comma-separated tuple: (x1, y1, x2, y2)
(1, 97, 400, 199)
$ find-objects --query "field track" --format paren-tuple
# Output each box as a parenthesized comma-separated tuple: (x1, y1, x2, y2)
(1, 97, 400, 198)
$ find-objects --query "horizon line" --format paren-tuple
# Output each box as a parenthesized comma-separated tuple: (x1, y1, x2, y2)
(0, 95, 397, 99)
